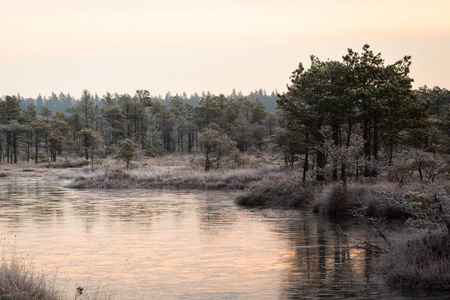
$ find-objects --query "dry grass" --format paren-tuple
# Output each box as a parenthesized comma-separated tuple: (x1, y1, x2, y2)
(61, 156, 281, 190)
(312, 182, 407, 218)
(0, 256, 62, 300)
(0, 255, 113, 300)
(0, 158, 89, 178)
(236, 178, 410, 217)
(65, 167, 277, 190)
(44, 159, 90, 169)
(237, 177, 448, 220)
(235, 171, 314, 207)
(380, 229, 450, 289)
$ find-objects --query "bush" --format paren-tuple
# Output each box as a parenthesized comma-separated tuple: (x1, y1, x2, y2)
(380, 229, 450, 289)
(236, 172, 314, 208)
(312, 182, 409, 218)
(312, 184, 362, 215)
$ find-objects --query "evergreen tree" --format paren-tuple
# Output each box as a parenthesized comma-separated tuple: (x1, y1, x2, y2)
(278, 45, 430, 181)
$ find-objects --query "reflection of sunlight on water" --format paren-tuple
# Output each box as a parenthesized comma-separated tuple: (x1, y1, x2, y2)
(0, 177, 448, 299)
(0, 178, 286, 298)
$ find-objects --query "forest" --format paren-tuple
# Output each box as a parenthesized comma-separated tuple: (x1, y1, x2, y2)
(0, 46, 449, 183)
(0, 89, 280, 165)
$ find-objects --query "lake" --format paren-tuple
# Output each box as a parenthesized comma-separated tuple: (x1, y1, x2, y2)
(0, 176, 446, 299)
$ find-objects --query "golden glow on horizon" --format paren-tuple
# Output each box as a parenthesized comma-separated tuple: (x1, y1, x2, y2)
(1, 0, 449, 97)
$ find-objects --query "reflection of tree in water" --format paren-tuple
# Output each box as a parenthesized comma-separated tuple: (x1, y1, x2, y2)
(252, 210, 382, 299)
(0, 179, 240, 237)
(68, 190, 219, 233)
(69, 190, 159, 234)
(69, 195, 101, 234)
(0, 177, 65, 226)
(196, 192, 238, 236)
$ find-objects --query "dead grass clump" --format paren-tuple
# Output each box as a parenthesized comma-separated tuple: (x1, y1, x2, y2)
(20, 169, 37, 172)
(380, 229, 450, 289)
(362, 193, 407, 219)
(312, 182, 409, 218)
(357, 185, 408, 219)
(313, 184, 363, 215)
(104, 169, 130, 180)
(45, 159, 90, 169)
(0, 256, 61, 300)
(235, 172, 314, 207)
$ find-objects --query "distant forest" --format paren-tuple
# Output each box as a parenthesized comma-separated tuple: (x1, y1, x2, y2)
(0, 88, 283, 164)
(2, 89, 280, 114)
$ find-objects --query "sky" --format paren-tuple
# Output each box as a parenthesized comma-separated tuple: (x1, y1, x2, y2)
(1, 0, 449, 99)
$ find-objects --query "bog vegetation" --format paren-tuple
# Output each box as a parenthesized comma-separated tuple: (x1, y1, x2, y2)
(1, 45, 449, 291)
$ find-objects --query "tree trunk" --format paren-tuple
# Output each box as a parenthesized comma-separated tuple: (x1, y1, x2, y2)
(346, 119, 352, 148)
(35, 133, 39, 163)
(13, 133, 18, 163)
(363, 119, 372, 177)
(74, 113, 78, 141)
(26, 133, 30, 163)
(188, 131, 193, 153)
(303, 144, 309, 183)
(316, 149, 326, 182)
(205, 150, 211, 172)
(6, 132, 10, 164)
(316, 122, 326, 181)
(331, 123, 339, 181)
(341, 163, 347, 187)
(372, 116, 379, 177)
(418, 165, 423, 182)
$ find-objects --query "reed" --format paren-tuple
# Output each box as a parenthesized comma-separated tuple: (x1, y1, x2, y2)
(0, 256, 61, 300)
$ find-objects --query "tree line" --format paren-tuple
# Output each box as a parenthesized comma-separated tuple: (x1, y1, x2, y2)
(0, 45, 449, 179)
(5, 89, 279, 116)
(0, 89, 278, 167)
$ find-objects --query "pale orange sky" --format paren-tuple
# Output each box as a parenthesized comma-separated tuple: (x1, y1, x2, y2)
(1, 0, 449, 98)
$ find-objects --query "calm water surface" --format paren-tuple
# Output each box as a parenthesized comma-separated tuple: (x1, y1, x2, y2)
(0, 177, 446, 299)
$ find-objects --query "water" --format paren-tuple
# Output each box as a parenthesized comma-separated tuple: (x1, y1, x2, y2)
(0, 177, 446, 299)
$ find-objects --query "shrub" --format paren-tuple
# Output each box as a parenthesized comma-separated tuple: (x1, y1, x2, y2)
(380, 229, 450, 289)
(312, 182, 409, 218)
(236, 172, 314, 207)
(312, 184, 362, 215)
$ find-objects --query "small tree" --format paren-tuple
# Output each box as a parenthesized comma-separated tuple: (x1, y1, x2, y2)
(199, 128, 237, 171)
(119, 138, 138, 169)
(48, 112, 69, 162)
(76, 128, 103, 166)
